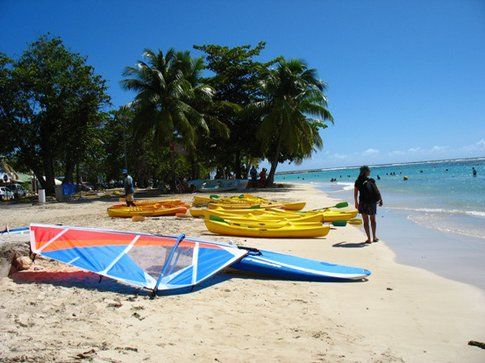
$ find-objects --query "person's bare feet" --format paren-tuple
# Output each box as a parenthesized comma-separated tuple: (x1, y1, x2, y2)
(364, 240, 372, 244)
(373, 238, 380, 242)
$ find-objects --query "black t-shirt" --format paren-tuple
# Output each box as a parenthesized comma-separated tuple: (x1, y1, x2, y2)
(355, 177, 381, 204)
(355, 177, 367, 196)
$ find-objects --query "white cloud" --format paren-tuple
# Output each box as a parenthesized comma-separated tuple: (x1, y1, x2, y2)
(407, 147, 422, 153)
(363, 148, 379, 155)
(462, 139, 485, 152)
(431, 145, 448, 152)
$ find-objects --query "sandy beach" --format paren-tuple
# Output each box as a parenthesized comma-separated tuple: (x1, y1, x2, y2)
(1, 183, 484, 362)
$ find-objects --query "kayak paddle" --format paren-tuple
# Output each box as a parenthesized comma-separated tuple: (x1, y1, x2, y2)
(311, 201, 349, 211)
(331, 220, 347, 227)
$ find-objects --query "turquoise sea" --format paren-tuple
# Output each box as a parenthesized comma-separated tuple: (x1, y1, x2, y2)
(276, 157, 485, 288)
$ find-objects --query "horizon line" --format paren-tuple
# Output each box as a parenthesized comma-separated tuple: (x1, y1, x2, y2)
(276, 155, 485, 175)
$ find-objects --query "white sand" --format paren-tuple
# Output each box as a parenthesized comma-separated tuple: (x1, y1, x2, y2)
(0, 184, 484, 362)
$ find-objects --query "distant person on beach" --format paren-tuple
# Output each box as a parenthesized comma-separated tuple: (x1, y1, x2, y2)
(354, 166, 383, 243)
(472, 167, 477, 177)
(259, 168, 267, 187)
(123, 169, 135, 206)
(250, 165, 258, 187)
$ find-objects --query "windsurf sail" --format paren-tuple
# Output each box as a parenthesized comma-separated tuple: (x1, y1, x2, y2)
(30, 224, 246, 292)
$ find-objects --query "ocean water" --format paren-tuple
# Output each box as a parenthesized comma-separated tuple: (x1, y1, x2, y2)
(276, 157, 485, 288)
(276, 158, 485, 240)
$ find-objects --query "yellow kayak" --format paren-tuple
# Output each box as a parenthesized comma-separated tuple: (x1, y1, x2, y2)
(210, 216, 322, 229)
(279, 201, 306, 210)
(193, 193, 305, 210)
(193, 194, 266, 207)
(348, 218, 363, 225)
(205, 211, 324, 223)
(207, 201, 305, 211)
(321, 209, 358, 222)
(191, 207, 322, 221)
(207, 202, 279, 209)
(204, 218, 330, 238)
(117, 198, 186, 206)
(191, 206, 356, 223)
(190, 207, 266, 218)
(108, 204, 187, 218)
(269, 208, 358, 222)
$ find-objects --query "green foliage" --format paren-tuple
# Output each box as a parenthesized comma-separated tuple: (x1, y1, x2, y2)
(193, 42, 276, 178)
(0, 35, 110, 193)
(251, 58, 333, 185)
(121, 49, 214, 150)
(2, 37, 333, 193)
(0, 53, 18, 155)
(121, 48, 222, 190)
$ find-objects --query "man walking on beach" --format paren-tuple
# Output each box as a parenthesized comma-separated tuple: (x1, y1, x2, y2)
(123, 169, 135, 207)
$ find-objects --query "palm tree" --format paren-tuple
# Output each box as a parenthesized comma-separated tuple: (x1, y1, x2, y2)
(254, 59, 333, 186)
(121, 49, 217, 191)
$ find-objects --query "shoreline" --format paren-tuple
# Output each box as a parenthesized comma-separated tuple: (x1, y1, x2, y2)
(309, 180, 485, 290)
(1, 184, 484, 362)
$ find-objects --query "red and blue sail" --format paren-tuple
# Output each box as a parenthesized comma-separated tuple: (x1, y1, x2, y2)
(30, 224, 246, 291)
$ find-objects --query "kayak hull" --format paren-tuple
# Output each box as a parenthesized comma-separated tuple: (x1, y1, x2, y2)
(204, 219, 330, 238)
(208, 213, 324, 224)
(108, 206, 187, 218)
(321, 210, 358, 222)
(280, 202, 306, 211)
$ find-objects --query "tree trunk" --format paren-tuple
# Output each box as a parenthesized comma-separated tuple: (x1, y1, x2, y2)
(234, 150, 241, 179)
(63, 159, 75, 184)
(43, 153, 56, 195)
(31, 167, 47, 191)
(267, 160, 279, 187)
(39, 119, 56, 195)
(76, 163, 80, 186)
(169, 143, 176, 192)
(266, 142, 281, 187)
(189, 153, 199, 180)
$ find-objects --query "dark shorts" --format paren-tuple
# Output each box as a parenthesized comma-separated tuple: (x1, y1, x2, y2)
(359, 202, 377, 215)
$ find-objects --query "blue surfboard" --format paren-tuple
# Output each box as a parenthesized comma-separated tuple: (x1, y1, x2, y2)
(1, 226, 29, 235)
(231, 247, 371, 281)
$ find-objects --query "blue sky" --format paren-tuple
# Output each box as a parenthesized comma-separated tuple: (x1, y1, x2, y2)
(2, 0, 484, 170)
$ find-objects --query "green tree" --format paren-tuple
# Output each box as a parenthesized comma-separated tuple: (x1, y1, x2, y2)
(253, 59, 333, 185)
(121, 49, 217, 191)
(0, 35, 109, 194)
(0, 54, 19, 156)
(193, 42, 275, 178)
(102, 106, 132, 182)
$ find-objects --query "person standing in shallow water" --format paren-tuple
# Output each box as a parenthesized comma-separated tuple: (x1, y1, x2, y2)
(354, 166, 383, 243)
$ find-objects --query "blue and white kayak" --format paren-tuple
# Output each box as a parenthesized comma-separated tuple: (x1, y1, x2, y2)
(231, 247, 371, 281)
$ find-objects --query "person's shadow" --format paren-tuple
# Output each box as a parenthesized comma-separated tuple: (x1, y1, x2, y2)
(333, 241, 370, 248)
